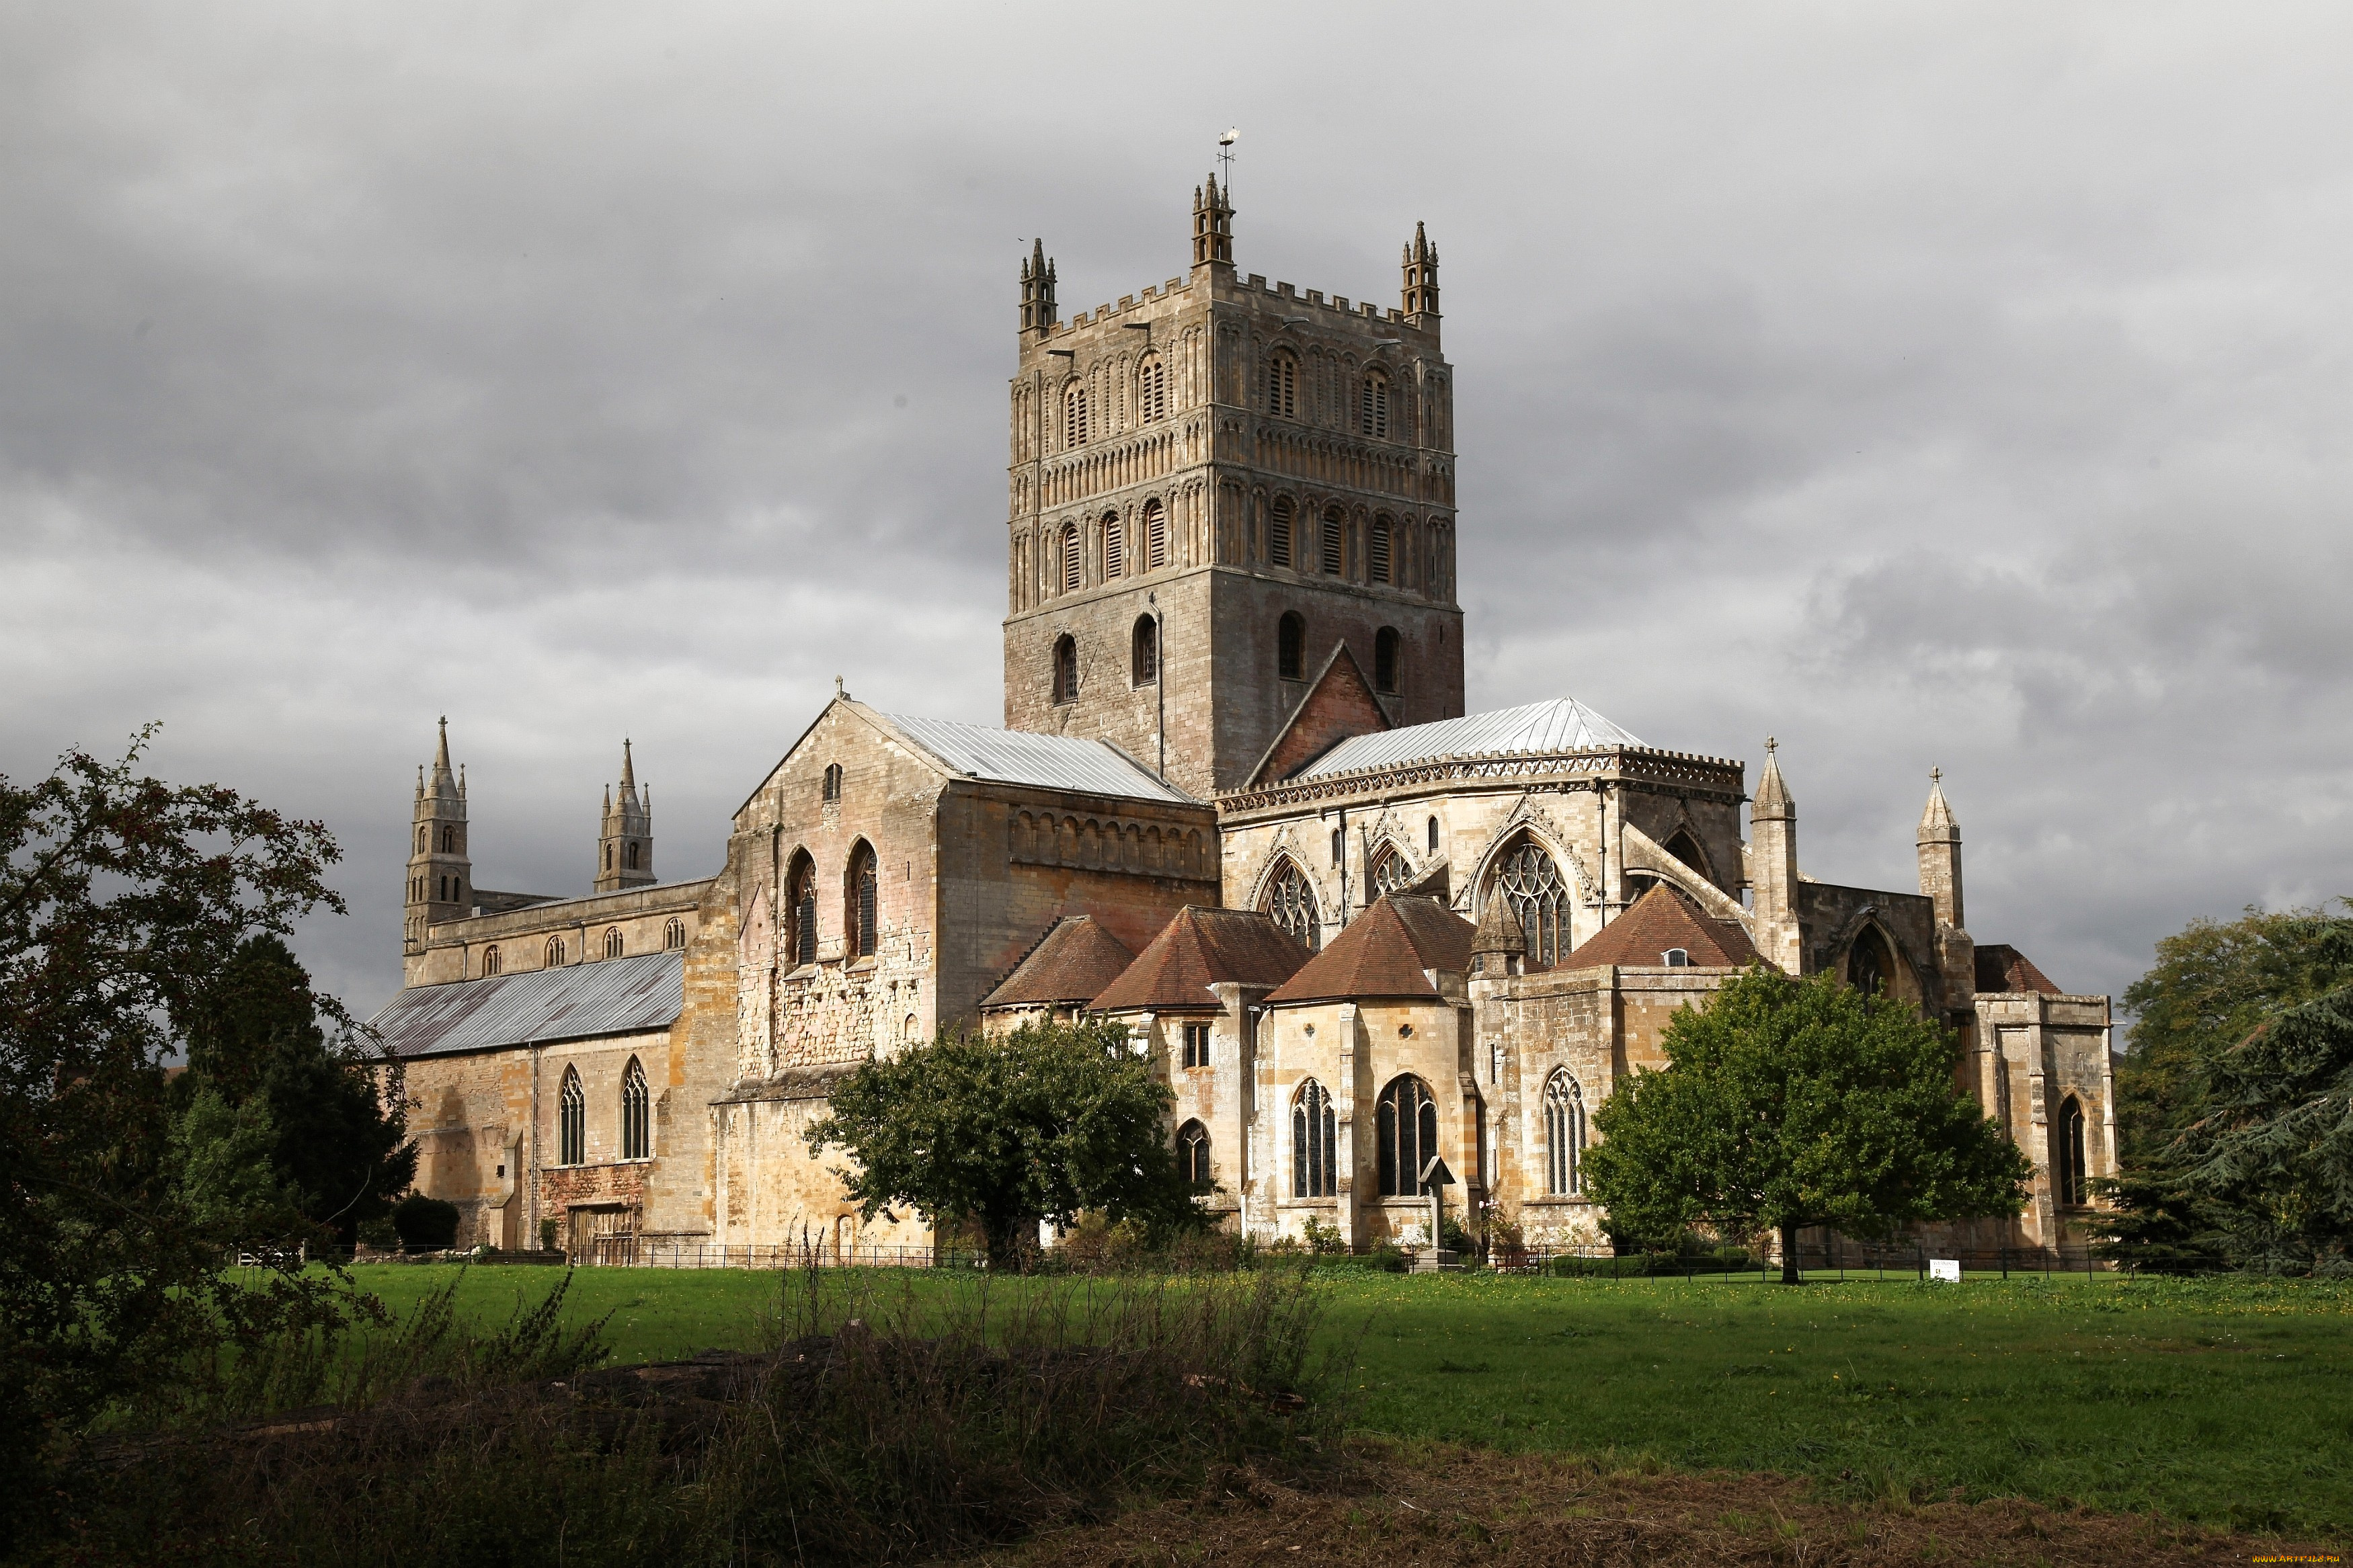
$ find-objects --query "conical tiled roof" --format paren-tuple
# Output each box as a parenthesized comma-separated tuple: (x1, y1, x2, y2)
(1265, 895, 1476, 1005)
(1556, 884, 1759, 971)
(980, 917, 1135, 1010)
(1470, 891, 1525, 958)
(1090, 907, 1310, 1014)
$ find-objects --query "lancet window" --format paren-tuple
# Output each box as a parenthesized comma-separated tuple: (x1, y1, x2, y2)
(621, 1057, 650, 1160)
(559, 1067, 586, 1166)
(1543, 1071, 1585, 1195)
(1292, 1079, 1336, 1198)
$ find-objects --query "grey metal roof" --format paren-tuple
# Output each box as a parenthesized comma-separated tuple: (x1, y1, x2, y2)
(1293, 698, 1645, 780)
(873, 710, 1195, 803)
(365, 951, 683, 1059)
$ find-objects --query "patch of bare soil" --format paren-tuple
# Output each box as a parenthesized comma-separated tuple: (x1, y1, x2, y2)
(973, 1444, 2338, 1567)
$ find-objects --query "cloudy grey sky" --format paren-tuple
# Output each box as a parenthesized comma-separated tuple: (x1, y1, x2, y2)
(5, 3, 2349, 1020)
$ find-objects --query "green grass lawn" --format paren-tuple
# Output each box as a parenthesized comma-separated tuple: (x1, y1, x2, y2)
(345, 1264, 2353, 1536)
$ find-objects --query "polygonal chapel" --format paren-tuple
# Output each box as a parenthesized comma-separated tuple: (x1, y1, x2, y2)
(371, 178, 2114, 1262)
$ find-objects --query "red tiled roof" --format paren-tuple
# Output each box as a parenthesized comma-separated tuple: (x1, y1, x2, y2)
(1090, 906, 1310, 1014)
(1975, 944, 2063, 996)
(1265, 895, 1476, 1005)
(1555, 883, 1759, 971)
(980, 917, 1135, 1009)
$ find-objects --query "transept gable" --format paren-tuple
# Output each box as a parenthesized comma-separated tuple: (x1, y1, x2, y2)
(1244, 642, 1392, 789)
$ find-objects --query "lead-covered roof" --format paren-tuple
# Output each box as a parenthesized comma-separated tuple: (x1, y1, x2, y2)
(366, 952, 684, 1059)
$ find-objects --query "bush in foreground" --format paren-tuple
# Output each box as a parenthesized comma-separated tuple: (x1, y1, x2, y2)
(41, 1264, 1337, 1566)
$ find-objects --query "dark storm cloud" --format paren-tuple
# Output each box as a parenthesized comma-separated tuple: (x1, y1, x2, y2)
(3, 2, 2349, 1015)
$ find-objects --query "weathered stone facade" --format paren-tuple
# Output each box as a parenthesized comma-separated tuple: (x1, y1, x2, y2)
(372, 180, 2113, 1263)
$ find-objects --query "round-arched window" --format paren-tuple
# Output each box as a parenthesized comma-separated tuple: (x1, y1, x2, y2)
(1051, 634, 1079, 704)
(1277, 612, 1306, 681)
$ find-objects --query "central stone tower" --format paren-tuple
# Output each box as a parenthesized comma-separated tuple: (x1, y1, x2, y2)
(1002, 179, 1465, 798)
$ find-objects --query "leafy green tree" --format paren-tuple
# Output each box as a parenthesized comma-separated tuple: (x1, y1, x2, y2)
(177, 934, 415, 1247)
(2116, 903, 2353, 1163)
(1583, 966, 2029, 1283)
(807, 1018, 1197, 1269)
(0, 729, 362, 1547)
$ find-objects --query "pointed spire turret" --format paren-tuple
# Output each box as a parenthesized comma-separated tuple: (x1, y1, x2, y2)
(595, 738, 655, 893)
(1747, 737, 1802, 975)
(405, 718, 471, 958)
(1917, 766, 1964, 930)
(1191, 173, 1234, 272)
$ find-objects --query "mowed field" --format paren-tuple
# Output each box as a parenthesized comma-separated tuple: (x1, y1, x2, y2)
(346, 1264, 2353, 1537)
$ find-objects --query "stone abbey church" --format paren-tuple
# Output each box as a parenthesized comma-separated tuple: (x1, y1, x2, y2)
(372, 178, 2114, 1260)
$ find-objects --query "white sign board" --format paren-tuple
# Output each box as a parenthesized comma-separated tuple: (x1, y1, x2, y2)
(1928, 1257, 1962, 1283)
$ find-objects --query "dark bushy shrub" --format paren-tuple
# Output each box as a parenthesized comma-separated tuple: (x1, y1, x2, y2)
(391, 1194, 460, 1253)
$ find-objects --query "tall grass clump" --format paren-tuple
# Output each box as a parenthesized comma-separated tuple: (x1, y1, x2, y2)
(36, 1260, 1339, 1567)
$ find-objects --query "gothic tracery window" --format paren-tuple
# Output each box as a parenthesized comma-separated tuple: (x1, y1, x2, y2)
(788, 854, 817, 966)
(847, 841, 879, 958)
(1376, 1075, 1439, 1198)
(1292, 1079, 1336, 1198)
(1177, 1120, 1211, 1187)
(1849, 925, 1894, 998)
(1264, 860, 1320, 951)
(559, 1066, 585, 1166)
(545, 935, 567, 967)
(1496, 839, 1567, 966)
(1543, 1071, 1585, 1195)
(482, 944, 501, 977)
(603, 925, 624, 959)
(664, 916, 686, 950)
(2053, 1095, 2088, 1206)
(621, 1056, 650, 1160)
(1371, 844, 1413, 897)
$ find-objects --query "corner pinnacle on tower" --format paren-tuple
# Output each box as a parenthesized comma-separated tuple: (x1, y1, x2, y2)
(1019, 238, 1058, 336)
(1191, 174, 1234, 272)
(1402, 221, 1440, 322)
